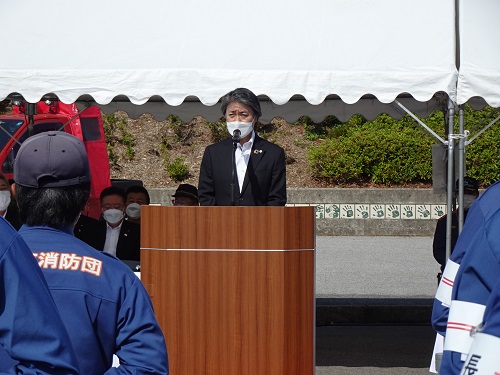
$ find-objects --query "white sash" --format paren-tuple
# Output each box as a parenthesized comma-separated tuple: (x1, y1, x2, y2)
(444, 300, 486, 354)
(429, 333, 444, 373)
(460, 333, 500, 375)
(435, 259, 460, 307)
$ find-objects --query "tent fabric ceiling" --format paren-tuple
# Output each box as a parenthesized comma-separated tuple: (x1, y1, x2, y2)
(457, 0, 500, 107)
(0, 0, 459, 120)
(79, 94, 448, 123)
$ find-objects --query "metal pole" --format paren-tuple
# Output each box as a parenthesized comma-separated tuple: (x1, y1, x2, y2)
(26, 102, 37, 136)
(466, 114, 500, 144)
(394, 100, 446, 144)
(445, 102, 455, 263)
(457, 105, 465, 233)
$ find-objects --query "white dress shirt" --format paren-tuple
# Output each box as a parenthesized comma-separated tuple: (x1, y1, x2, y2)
(235, 131, 255, 192)
(103, 221, 122, 257)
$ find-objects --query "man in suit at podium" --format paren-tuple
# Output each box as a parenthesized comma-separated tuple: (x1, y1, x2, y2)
(198, 87, 287, 206)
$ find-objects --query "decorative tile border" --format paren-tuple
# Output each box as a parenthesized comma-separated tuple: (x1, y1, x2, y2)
(385, 204, 400, 219)
(401, 205, 416, 219)
(370, 204, 385, 219)
(325, 204, 340, 219)
(340, 204, 355, 219)
(289, 203, 447, 220)
(416, 204, 432, 219)
(355, 204, 370, 219)
(431, 204, 446, 219)
(315, 204, 325, 219)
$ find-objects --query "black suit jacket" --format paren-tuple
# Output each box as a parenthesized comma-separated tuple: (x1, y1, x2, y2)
(433, 209, 470, 272)
(198, 134, 286, 206)
(5, 204, 21, 231)
(77, 219, 141, 261)
(73, 213, 99, 240)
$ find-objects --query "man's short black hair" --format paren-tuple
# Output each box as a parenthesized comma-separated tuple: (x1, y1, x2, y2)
(126, 185, 151, 205)
(100, 186, 127, 204)
(220, 88, 262, 121)
(16, 185, 90, 229)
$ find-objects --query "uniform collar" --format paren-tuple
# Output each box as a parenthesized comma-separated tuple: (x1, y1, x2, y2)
(20, 224, 74, 236)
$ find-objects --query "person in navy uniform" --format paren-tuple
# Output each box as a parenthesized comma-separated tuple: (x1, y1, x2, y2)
(198, 87, 287, 206)
(15, 131, 169, 375)
(431, 180, 500, 374)
(460, 277, 500, 374)
(0, 215, 79, 374)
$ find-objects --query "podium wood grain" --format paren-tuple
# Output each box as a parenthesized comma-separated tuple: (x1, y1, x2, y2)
(141, 206, 315, 375)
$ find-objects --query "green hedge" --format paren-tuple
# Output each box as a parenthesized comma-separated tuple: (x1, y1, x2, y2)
(307, 107, 500, 186)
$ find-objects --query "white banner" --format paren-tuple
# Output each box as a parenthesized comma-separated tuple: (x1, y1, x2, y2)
(436, 259, 460, 307)
(445, 300, 486, 354)
(460, 333, 500, 375)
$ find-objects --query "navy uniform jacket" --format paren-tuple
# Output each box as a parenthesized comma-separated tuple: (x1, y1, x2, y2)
(461, 278, 500, 373)
(19, 225, 169, 375)
(432, 181, 500, 336)
(0, 218, 78, 375)
(198, 134, 287, 206)
(433, 180, 500, 374)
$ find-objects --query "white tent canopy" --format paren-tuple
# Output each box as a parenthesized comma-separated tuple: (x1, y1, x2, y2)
(84, 94, 449, 123)
(457, 0, 500, 109)
(0, 0, 458, 122)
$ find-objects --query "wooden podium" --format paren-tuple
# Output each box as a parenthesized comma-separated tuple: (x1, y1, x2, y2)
(141, 206, 315, 375)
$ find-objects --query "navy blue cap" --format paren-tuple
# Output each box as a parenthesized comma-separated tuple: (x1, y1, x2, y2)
(456, 177, 479, 193)
(172, 184, 199, 201)
(14, 131, 91, 188)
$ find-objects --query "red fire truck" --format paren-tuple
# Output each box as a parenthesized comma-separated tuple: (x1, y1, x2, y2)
(0, 100, 111, 218)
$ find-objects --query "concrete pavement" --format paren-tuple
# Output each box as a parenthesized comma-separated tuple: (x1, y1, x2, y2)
(314, 236, 437, 374)
(315, 236, 438, 325)
(315, 236, 438, 299)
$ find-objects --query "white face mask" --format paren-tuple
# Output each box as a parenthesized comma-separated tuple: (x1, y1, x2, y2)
(227, 121, 253, 139)
(0, 191, 11, 211)
(103, 208, 124, 225)
(126, 203, 141, 219)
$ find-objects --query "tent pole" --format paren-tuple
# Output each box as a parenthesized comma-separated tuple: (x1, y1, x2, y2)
(394, 100, 446, 144)
(457, 105, 465, 233)
(445, 101, 456, 263)
(466, 114, 500, 144)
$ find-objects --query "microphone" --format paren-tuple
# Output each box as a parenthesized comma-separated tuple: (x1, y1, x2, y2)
(232, 129, 241, 143)
(230, 129, 241, 205)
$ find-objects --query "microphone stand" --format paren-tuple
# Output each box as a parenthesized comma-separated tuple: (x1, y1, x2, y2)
(231, 130, 241, 206)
